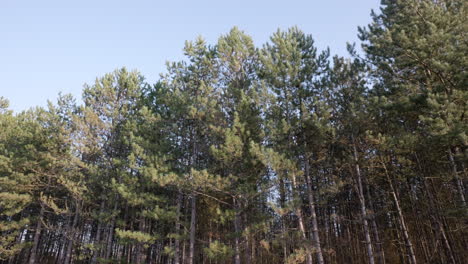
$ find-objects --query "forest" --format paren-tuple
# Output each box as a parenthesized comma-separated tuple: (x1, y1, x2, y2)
(0, 0, 466, 263)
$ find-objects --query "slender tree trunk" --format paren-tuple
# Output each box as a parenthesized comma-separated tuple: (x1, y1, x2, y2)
(188, 124, 198, 264)
(105, 200, 118, 260)
(304, 157, 325, 264)
(352, 140, 375, 264)
(234, 198, 242, 264)
(8, 229, 25, 264)
(127, 244, 133, 264)
(58, 227, 69, 264)
(91, 200, 105, 264)
(242, 204, 252, 264)
(174, 191, 182, 264)
(188, 193, 196, 264)
(279, 178, 288, 263)
(41, 232, 53, 262)
(290, 172, 313, 264)
(363, 176, 385, 264)
(182, 240, 186, 264)
(29, 207, 44, 264)
(134, 216, 145, 264)
(393, 216, 406, 264)
(104, 222, 115, 260)
(64, 203, 80, 264)
(429, 179, 457, 264)
(448, 148, 466, 207)
(299, 100, 324, 264)
(382, 161, 417, 264)
(441, 226, 457, 264)
(415, 153, 456, 263)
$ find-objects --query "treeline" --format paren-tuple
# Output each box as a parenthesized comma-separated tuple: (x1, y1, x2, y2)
(0, 1, 466, 263)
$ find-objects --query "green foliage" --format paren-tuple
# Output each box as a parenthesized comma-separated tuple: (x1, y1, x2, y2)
(1, 3, 467, 263)
(203, 240, 234, 260)
(115, 229, 156, 245)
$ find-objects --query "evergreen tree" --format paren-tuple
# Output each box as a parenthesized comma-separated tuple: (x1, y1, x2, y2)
(156, 36, 223, 264)
(259, 27, 329, 264)
(212, 27, 269, 264)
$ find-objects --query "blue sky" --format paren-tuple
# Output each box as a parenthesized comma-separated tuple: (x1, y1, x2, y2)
(1, 0, 380, 112)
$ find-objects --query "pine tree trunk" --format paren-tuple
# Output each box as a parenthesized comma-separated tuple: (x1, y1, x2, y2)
(188, 193, 196, 264)
(352, 140, 375, 264)
(382, 161, 417, 264)
(134, 216, 145, 264)
(290, 172, 312, 264)
(304, 157, 325, 264)
(243, 207, 252, 264)
(416, 154, 456, 263)
(104, 223, 115, 260)
(182, 240, 186, 264)
(428, 179, 457, 264)
(279, 178, 288, 263)
(64, 203, 80, 264)
(58, 226, 69, 264)
(300, 100, 324, 264)
(364, 176, 385, 264)
(91, 200, 105, 264)
(8, 230, 24, 264)
(28, 207, 44, 264)
(105, 201, 118, 260)
(448, 148, 466, 207)
(234, 198, 241, 264)
(174, 191, 182, 264)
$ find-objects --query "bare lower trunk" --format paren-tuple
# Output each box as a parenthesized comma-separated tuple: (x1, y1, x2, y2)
(28, 207, 44, 264)
(64, 203, 80, 264)
(364, 176, 385, 264)
(448, 148, 466, 207)
(279, 178, 288, 263)
(105, 201, 118, 260)
(182, 240, 186, 264)
(382, 161, 417, 264)
(188, 194, 196, 264)
(104, 222, 115, 260)
(58, 217, 71, 263)
(243, 208, 252, 264)
(234, 198, 241, 264)
(358, 176, 375, 264)
(91, 200, 105, 264)
(304, 157, 325, 264)
(438, 220, 456, 264)
(416, 154, 456, 263)
(174, 191, 182, 264)
(370, 212, 384, 264)
(353, 141, 375, 264)
(8, 230, 24, 264)
(428, 178, 456, 264)
(291, 173, 312, 264)
(134, 217, 145, 264)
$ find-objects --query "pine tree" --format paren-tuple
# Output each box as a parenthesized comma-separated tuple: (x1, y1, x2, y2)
(359, 0, 467, 262)
(77, 68, 147, 262)
(259, 27, 329, 264)
(360, 0, 467, 207)
(211, 27, 269, 264)
(0, 99, 32, 260)
(0, 97, 84, 263)
(156, 37, 222, 264)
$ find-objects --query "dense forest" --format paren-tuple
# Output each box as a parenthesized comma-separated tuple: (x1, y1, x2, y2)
(1, 0, 466, 263)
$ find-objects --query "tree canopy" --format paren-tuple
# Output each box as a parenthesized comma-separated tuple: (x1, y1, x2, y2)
(0, 1, 466, 263)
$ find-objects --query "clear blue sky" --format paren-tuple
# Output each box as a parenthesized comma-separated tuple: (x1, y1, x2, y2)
(1, 0, 380, 112)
